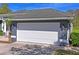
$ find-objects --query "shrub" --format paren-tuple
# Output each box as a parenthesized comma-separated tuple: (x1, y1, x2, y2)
(71, 32, 79, 46)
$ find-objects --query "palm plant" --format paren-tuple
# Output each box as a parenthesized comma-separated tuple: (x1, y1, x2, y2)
(6, 17, 12, 42)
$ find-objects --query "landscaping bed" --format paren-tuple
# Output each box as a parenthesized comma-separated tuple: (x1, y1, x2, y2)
(10, 45, 79, 55)
(1, 42, 79, 55)
(9, 44, 54, 55)
(54, 49, 79, 55)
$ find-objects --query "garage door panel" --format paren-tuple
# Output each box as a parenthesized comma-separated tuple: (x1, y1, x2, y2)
(17, 30, 58, 44)
(17, 23, 59, 31)
(17, 30, 58, 39)
(17, 22, 60, 44)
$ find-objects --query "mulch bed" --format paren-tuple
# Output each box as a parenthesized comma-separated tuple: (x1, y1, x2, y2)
(10, 44, 54, 55)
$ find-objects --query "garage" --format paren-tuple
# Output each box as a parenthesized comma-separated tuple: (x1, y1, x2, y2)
(17, 22, 60, 45)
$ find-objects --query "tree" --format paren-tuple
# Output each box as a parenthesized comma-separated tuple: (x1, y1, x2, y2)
(68, 9, 79, 29)
(6, 18, 12, 31)
(6, 17, 13, 42)
(0, 3, 12, 42)
(0, 3, 12, 32)
(0, 3, 12, 30)
(0, 3, 11, 14)
(72, 13, 79, 29)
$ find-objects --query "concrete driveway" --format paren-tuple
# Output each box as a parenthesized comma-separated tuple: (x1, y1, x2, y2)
(0, 42, 64, 55)
(0, 43, 11, 54)
(0, 42, 26, 55)
(0, 42, 54, 55)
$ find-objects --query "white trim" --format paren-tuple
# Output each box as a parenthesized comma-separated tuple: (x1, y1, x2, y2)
(67, 29, 70, 45)
(1, 22, 3, 31)
(4, 21, 6, 33)
(1, 17, 6, 33)
(11, 17, 74, 21)
(11, 35, 16, 38)
(1, 17, 4, 31)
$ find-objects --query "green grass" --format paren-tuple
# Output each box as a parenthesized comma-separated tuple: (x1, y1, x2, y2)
(0, 30, 3, 36)
(73, 28, 79, 33)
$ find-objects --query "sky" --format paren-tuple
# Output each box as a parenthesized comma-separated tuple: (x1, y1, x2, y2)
(7, 3, 79, 12)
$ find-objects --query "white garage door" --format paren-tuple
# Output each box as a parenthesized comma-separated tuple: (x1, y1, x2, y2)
(17, 22, 60, 44)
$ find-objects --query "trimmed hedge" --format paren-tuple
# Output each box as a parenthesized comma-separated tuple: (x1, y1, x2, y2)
(0, 30, 3, 36)
(71, 32, 79, 46)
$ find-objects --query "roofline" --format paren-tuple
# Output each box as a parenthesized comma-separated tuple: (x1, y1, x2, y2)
(11, 17, 74, 21)
(0, 13, 74, 17)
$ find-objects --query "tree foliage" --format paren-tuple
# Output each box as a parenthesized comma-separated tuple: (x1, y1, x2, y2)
(70, 10, 79, 46)
(72, 11, 79, 29)
(5, 15, 13, 32)
(71, 32, 79, 46)
(0, 3, 12, 32)
(6, 18, 12, 27)
(0, 3, 11, 14)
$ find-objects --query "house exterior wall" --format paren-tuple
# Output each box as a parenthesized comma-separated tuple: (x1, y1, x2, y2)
(59, 21, 70, 45)
(10, 20, 71, 45)
(66, 22, 73, 45)
(70, 23, 73, 33)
